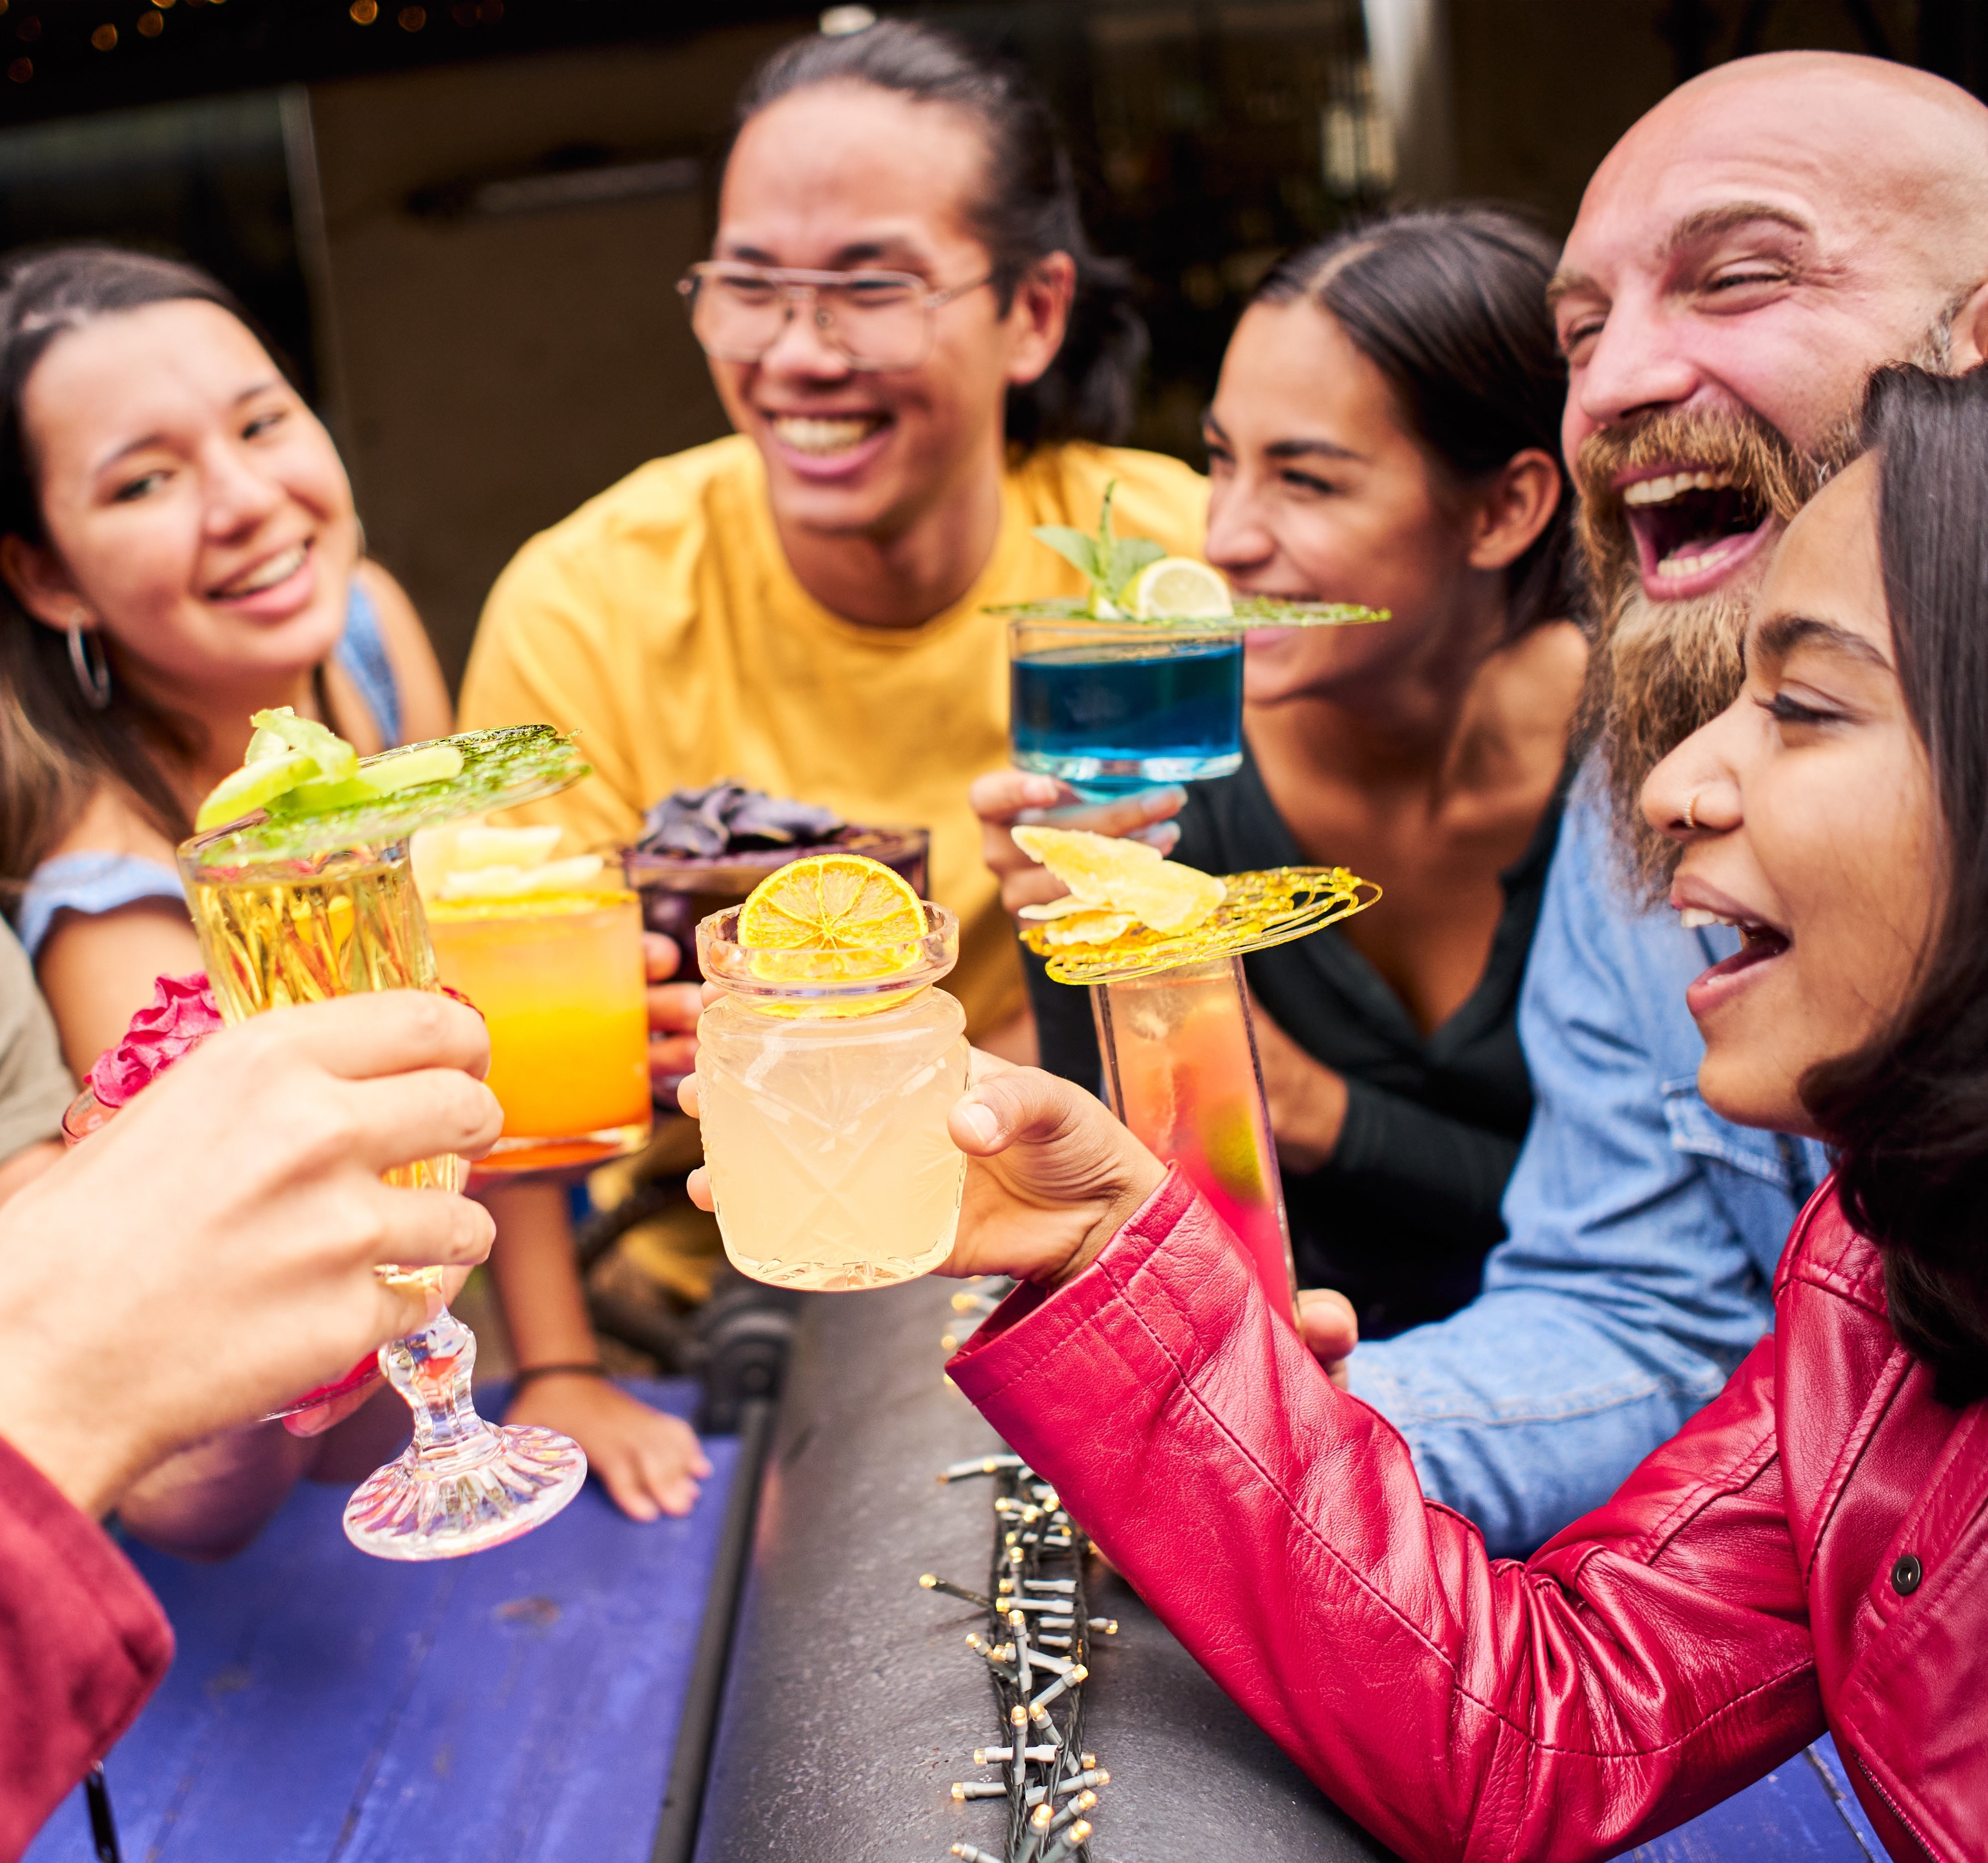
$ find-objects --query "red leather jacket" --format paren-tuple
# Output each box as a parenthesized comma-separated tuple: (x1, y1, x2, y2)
(951, 1167, 1987, 1862)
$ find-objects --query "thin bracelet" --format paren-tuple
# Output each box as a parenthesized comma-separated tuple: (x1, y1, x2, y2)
(511, 1361, 608, 1389)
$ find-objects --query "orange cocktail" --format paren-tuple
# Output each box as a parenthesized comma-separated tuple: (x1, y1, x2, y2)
(427, 887, 650, 1173)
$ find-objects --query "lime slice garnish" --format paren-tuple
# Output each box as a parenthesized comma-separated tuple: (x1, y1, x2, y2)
(194, 750, 320, 832)
(246, 707, 358, 782)
(263, 741, 467, 817)
(1128, 557, 1234, 621)
(184, 726, 590, 865)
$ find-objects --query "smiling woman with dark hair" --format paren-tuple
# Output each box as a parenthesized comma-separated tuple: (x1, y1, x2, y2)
(694, 363, 1988, 1858)
(978, 206, 1585, 1338)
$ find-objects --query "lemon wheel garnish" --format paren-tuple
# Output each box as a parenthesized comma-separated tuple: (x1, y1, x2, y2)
(1128, 556, 1234, 621)
(736, 853, 927, 983)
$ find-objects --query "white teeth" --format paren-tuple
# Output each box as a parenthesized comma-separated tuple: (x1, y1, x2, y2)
(1621, 469, 1734, 507)
(770, 415, 882, 456)
(1653, 539, 1746, 577)
(222, 545, 307, 596)
(1678, 908, 1721, 929)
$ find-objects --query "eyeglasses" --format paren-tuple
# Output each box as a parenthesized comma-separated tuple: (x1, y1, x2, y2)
(677, 262, 994, 372)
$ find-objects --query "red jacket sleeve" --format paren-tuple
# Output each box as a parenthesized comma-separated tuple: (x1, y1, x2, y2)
(948, 1168, 1824, 1863)
(0, 1436, 172, 1863)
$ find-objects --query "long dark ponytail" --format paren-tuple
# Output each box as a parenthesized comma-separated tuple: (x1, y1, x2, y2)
(1804, 364, 1988, 1406)
(0, 244, 270, 892)
(733, 19, 1146, 450)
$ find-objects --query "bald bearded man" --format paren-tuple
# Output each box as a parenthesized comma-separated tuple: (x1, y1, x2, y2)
(1336, 52, 1988, 1554)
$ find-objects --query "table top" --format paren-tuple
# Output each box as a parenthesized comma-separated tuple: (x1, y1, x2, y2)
(20, 1325, 1893, 1863)
(691, 1278, 1886, 1863)
(26, 1379, 736, 1863)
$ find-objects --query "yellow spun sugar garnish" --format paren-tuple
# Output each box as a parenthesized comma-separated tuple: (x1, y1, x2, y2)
(1009, 828, 1383, 986)
(735, 852, 928, 984)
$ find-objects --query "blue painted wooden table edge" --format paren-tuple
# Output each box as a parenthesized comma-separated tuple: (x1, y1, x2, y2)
(26, 1378, 734, 1863)
(1629, 1733, 1885, 1861)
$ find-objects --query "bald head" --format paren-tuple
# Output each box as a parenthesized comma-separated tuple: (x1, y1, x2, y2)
(1555, 52, 1988, 892)
(1585, 52, 1988, 315)
(1557, 49, 1988, 591)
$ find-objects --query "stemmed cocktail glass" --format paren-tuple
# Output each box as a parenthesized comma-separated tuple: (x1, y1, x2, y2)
(178, 725, 596, 1560)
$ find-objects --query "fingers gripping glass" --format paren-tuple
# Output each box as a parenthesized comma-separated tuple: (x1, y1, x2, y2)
(679, 262, 993, 371)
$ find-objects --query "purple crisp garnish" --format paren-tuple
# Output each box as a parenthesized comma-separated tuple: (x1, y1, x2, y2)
(637, 781, 844, 857)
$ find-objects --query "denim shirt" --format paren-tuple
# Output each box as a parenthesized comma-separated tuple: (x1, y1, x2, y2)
(1345, 771, 1830, 1557)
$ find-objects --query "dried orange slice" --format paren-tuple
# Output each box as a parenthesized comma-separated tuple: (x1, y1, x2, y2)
(1042, 910, 1138, 946)
(1011, 824, 1224, 935)
(736, 853, 926, 982)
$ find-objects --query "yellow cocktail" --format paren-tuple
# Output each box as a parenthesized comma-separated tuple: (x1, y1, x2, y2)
(187, 845, 460, 1200)
(694, 857, 968, 1291)
(427, 889, 651, 1172)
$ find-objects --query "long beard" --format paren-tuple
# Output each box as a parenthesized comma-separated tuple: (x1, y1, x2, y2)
(1572, 406, 1855, 902)
(1580, 578, 1752, 901)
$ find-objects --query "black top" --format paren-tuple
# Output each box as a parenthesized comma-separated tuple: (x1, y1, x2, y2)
(1028, 745, 1573, 1337)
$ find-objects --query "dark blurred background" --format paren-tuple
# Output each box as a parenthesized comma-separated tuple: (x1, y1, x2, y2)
(0, 0, 1978, 685)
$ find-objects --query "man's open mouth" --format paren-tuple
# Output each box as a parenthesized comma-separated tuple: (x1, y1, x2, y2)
(1619, 466, 1774, 584)
(767, 412, 891, 457)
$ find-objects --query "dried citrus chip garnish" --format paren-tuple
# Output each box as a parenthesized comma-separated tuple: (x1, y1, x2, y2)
(1042, 910, 1138, 946)
(1012, 825, 1224, 935)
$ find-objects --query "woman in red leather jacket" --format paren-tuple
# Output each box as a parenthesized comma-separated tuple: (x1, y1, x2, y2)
(918, 365, 1988, 1858)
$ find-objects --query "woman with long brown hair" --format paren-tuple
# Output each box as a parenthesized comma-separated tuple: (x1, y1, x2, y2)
(0, 245, 451, 1072)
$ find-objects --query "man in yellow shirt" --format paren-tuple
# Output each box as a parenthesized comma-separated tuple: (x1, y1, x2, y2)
(455, 18, 1205, 1523)
(460, 18, 1206, 1043)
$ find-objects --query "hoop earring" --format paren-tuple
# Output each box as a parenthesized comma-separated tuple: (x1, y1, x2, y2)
(1682, 790, 1701, 832)
(67, 623, 112, 710)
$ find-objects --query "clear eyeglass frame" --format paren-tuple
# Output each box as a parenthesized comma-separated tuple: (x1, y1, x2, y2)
(676, 261, 993, 372)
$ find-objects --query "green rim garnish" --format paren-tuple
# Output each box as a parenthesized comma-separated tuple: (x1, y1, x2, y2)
(989, 594, 1391, 631)
(185, 725, 590, 866)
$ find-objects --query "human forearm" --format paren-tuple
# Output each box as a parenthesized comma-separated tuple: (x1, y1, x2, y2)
(1311, 1079, 1519, 1248)
(950, 1174, 1818, 1861)
(1347, 1285, 1746, 1556)
(114, 1422, 311, 1561)
(485, 1179, 599, 1368)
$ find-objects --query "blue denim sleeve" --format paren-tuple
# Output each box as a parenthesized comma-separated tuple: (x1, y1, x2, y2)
(1344, 782, 1825, 1557)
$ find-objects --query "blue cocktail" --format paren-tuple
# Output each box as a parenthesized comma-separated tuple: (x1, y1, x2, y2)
(1009, 618, 1244, 793)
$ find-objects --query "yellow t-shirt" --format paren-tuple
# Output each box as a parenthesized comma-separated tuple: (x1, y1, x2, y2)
(459, 434, 1209, 1036)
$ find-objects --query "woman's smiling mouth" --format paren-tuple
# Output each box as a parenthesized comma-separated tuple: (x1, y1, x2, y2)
(1675, 890, 1793, 1018)
(210, 541, 310, 602)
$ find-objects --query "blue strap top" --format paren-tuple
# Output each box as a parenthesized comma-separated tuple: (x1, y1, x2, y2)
(333, 575, 403, 749)
(14, 580, 406, 959)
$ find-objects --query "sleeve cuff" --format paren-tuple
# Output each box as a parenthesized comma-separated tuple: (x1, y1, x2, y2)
(0, 1434, 172, 1855)
(947, 1164, 1210, 1401)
